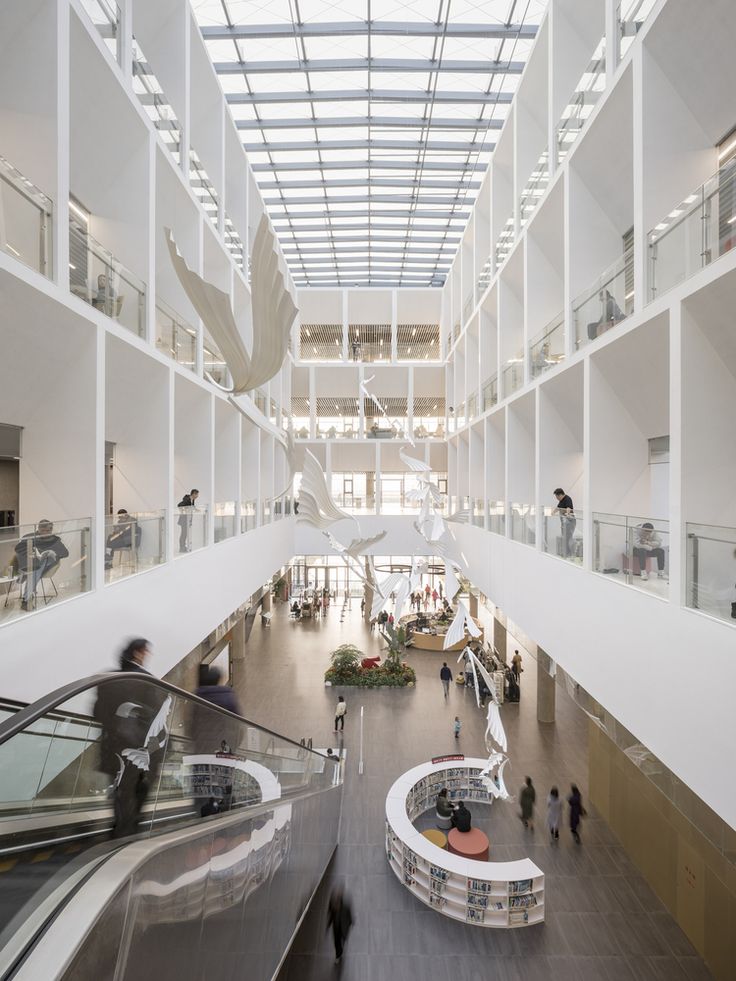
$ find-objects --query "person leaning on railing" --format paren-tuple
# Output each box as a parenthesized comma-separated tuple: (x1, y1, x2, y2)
(13, 518, 69, 611)
(177, 488, 199, 553)
(587, 289, 624, 341)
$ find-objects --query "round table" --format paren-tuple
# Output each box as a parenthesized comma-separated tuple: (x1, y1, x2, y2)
(448, 827, 490, 861)
(421, 828, 447, 850)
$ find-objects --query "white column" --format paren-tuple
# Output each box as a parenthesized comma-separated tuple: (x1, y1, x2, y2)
(145, 132, 156, 345)
(309, 366, 316, 438)
(391, 290, 398, 362)
(54, 0, 70, 288)
(582, 358, 593, 571)
(668, 302, 683, 606)
(605, 0, 620, 84)
(118, 0, 133, 83)
(534, 386, 542, 549)
(94, 325, 106, 590)
(342, 288, 349, 361)
(631, 45, 646, 316)
(166, 366, 175, 562)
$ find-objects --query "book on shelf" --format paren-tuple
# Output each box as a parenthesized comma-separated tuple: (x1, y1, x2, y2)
(467, 878, 493, 892)
(468, 895, 489, 909)
(430, 866, 449, 881)
(466, 907, 485, 923)
(509, 909, 530, 925)
(404, 873, 415, 887)
(429, 893, 447, 908)
(429, 879, 446, 895)
(508, 879, 532, 895)
(509, 894, 537, 909)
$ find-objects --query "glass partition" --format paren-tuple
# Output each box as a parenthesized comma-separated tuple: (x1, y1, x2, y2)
(487, 500, 506, 535)
(0, 673, 340, 952)
(0, 518, 92, 625)
(647, 160, 736, 301)
(203, 340, 229, 387)
(224, 213, 245, 272)
(132, 37, 182, 165)
(214, 502, 237, 541)
(176, 505, 208, 554)
(155, 299, 197, 371)
(573, 248, 633, 350)
(482, 374, 498, 411)
(105, 510, 165, 584)
(529, 313, 565, 379)
(253, 389, 268, 415)
(68, 220, 146, 336)
(476, 255, 493, 302)
(542, 506, 583, 562)
(556, 38, 606, 164)
(618, 0, 658, 60)
(261, 500, 272, 524)
(466, 391, 478, 423)
(412, 398, 446, 439)
(494, 216, 515, 268)
(0, 154, 52, 276)
(593, 513, 670, 594)
(331, 473, 376, 514)
(240, 499, 257, 533)
(454, 401, 466, 430)
(79, 0, 120, 60)
(378, 474, 423, 515)
(519, 148, 550, 229)
(471, 498, 485, 528)
(189, 149, 219, 228)
(686, 522, 736, 625)
(509, 503, 536, 545)
(501, 355, 524, 397)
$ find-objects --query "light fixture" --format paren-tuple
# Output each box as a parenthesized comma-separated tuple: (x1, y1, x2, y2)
(68, 200, 89, 223)
(718, 137, 736, 162)
(6, 244, 20, 257)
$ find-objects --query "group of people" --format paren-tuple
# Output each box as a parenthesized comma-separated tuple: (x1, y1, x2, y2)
(519, 776, 587, 843)
(410, 582, 443, 612)
(436, 788, 472, 831)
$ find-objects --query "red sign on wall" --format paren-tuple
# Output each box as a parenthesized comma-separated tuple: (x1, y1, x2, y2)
(431, 754, 465, 764)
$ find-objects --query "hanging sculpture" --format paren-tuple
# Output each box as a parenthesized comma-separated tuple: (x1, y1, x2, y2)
(165, 216, 295, 394)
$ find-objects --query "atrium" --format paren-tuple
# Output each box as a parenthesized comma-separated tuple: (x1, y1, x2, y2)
(0, 1, 733, 979)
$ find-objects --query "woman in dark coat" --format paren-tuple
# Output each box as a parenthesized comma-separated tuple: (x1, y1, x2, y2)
(568, 784, 586, 843)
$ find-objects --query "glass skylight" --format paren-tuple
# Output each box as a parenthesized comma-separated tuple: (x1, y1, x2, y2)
(192, 0, 548, 286)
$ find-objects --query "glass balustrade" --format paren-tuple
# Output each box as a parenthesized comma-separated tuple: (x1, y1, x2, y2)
(647, 160, 736, 300)
(509, 503, 536, 545)
(0, 518, 92, 625)
(476, 255, 493, 302)
(253, 389, 268, 415)
(224, 213, 245, 272)
(155, 298, 197, 372)
(0, 155, 52, 276)
(466, 391, 478, 422)
(463, 292, 474, 326)
(519, 148, 550, 229)
(482, 374, 498, 411)
(501, 355, 524, 397)
(686, 522, 736, 625)
(261, 500, 272, 525)
(189, 149, 219, 228)
(529, 313, 565, 379)
(104, 510, 165, 584)
(132, 37, 182, 165)
(593, 512, 670, 594)
(214, 502, 237, 541)
(542, 506, 583, 563)
(203, 340, 229, 387)
(68, 220, 146, 336)
(455, 402, 466, 430)
(618, 0, 658, 60)
(79, 0, 120, 60)
(573, 248, 634, 350)
(176, 505, 208, 554)
(240, 500, 257, 533)
(556, 38, 606, 165)
(316, 418, 360, 439)
(494, 217, 515, 268)
(487, 500, 506, 535)
(471, 498, 485, 528)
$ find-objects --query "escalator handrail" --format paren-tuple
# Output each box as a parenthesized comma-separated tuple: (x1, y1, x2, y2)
(0, 672, 331, 761)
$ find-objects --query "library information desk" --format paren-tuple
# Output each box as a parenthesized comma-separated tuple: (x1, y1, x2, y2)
(385, 758, 544, 927)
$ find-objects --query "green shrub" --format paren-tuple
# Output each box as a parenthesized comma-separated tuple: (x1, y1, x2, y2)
(324, 660, 416, 689)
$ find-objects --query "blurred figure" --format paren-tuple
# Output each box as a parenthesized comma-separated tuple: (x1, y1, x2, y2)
(201, 797, 220, 818)
(519, 776, 536, 830)
(196, 665, 241, 715)
(192, 666, 241, 762)
(568, 784, 587, 843)
(326, 886, 354, 964)
(94, 639, 169, 838)
(547, 786, 562, 840)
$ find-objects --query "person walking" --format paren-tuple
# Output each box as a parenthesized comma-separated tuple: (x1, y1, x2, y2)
(432, 587, 439, 609)
(453, 716, 462, 739)
(519, 776, 536, 829)
(547, 786, 562, 840)
(334, 695, 347, 732)
(440, 661, 453, 698)
(326, 886, 353, 964)
(568, 784, 586, 843)
(511, 649, 523, 681)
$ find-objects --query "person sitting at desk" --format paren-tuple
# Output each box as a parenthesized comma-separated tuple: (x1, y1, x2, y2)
(104, 509, 140, 570)
(14, 519, 69, 611)
(451, 800, 472, 832)
(587, 289, 624, 341)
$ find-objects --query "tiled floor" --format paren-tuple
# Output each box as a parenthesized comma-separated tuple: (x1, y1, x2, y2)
(235, 599, 711, 981)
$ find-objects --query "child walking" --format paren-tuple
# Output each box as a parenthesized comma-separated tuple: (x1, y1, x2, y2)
(453, 716, 462, 739)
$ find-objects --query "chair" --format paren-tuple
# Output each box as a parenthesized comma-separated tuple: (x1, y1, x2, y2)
(436, 812, 452, 830)
(38, 562, 60, 604)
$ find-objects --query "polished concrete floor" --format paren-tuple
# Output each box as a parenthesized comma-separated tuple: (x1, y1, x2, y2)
(236, 597, 711, 981)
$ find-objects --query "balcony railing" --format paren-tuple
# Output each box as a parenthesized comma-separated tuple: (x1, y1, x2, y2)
(214, 502, 237, 541)
(176, 505, 208, 554)
(494, 217, 515, 269)
(155, 299, 197, 372)
(0, 518, 92, 626)
(203, 340, 230, 388)
(0, 155, 52, 276)
(556, 39, 606, 165)
(466, 391, 478, 423)
(240, 500, 257, 533)
(69, 220, 146, 336)
(509, 503, 536, 546)
(647, 161, 736, 301)
(487, 500, 506, 535)
(501, 355, 524, 397)
(618, 0, 658, 61)
(529, 313, 565, 380)
(593, 513, 670, 594)
(463, 293, 474, 326)
(476, 255, 493, 302)
(542, 506, 582, 563)
(189, 149, 219, 229)
(519, 148, 550, 229)
(132, 38, 182, 165)
(224, 213, 245, 272)
(686, 522, 736, 626)
(471, 498, 485, 528)
(482, 374, 498, 411)
(573, 248, 634, 350)
(79, 0, 120, 60)
(105, 510, 165, 584)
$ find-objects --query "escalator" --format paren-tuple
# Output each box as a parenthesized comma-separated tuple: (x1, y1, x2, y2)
(0, 674, 343, 980)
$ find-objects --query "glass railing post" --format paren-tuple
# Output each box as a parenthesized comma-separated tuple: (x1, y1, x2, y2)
(701, 185, 711, 267)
